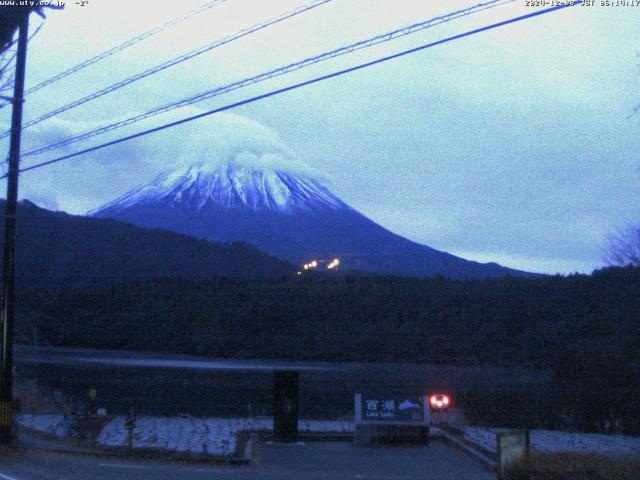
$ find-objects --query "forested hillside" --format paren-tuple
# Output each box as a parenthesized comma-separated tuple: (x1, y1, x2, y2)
(17, 267, 640, 378)
(0, 200, 294, 282)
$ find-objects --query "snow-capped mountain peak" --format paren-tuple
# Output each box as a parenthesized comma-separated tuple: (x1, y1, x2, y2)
(89, 115, 528, 279)
(93, 161, 349, 215)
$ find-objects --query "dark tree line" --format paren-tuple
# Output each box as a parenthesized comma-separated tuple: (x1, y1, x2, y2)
(13, 266, 640, 433)
(16, 266, 640, 372)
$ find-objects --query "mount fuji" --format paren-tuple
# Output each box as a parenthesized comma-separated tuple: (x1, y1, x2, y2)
(90, 159, 527, 279)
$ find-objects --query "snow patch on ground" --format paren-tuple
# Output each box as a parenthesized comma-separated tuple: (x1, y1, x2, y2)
(464, 426, 640, 456)
(16, 413, 354, 457)
(21, 414, 638, 458)
(96, 416, 354, 457)
(97, 416, 237, 456)
(16, 414, 75, 437)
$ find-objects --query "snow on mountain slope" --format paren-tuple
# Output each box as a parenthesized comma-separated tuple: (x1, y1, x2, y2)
(93, 160, 349, 216)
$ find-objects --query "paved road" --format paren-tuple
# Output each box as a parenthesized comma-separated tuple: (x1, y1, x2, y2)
(0, 441, 495, 480)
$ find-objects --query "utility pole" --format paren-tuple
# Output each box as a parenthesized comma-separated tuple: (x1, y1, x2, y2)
(0, 11, 30, 445)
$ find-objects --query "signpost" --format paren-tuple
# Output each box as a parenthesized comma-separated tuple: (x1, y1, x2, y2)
(354, 393, 430, 446)
(356, 394, 426, 423)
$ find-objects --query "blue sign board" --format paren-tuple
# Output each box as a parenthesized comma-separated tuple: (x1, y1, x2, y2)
(355, 393, 429, 425)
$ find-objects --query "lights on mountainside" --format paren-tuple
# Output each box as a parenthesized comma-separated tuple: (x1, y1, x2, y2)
(298, 258, 341, 275)
(303, 260, 318, 270)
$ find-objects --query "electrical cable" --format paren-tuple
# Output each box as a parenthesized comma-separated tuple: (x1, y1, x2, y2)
(0, 0, 332, 138)
(0, 0, 228, 110)
(22, 0, 512, 158)
(2, 1, 581, 179)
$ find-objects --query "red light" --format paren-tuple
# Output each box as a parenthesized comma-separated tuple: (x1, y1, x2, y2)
(429, 393, 451, 409)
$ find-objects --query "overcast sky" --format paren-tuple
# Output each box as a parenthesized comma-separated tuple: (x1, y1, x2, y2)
(0, 0, 638, 274)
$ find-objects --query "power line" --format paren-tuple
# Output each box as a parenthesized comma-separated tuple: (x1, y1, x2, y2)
(2, 1, 582, 180)
(0, 76, 14, 94)
(0, 0, 228, 111)
(22, 0, 512, 159)
(0, 49, 18, 79)
(0, 19, 43, 101)
(0, 0, 332, 139)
